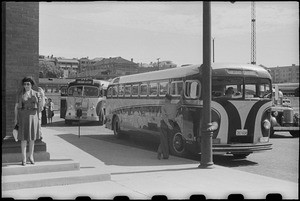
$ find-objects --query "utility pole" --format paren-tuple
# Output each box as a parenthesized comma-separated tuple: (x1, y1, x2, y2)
(199, 1, 214, 169)
(251, 1, 256, 64)
(212, 37, 215, 63)
(157, 58, 160, 71)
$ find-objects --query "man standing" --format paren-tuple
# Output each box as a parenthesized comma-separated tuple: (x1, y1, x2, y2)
(157, 94, 182, 160)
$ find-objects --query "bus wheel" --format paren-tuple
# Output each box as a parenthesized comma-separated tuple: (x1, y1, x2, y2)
(113, 116, 122, 138)
(290, 131, 299, 138)
(233, 153, 250, 159)
(169, 132, 186, 157)
(65, 120, 72, 125)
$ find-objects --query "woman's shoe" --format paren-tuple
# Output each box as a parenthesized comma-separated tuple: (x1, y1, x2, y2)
(28, 157, 35, 165)
(21, 161, 26, 166)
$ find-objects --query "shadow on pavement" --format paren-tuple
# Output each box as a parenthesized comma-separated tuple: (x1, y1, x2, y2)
(56, 132, 259, 168)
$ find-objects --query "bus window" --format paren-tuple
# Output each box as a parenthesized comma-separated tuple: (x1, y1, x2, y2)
(149, 82, 158, 96)
(140, 83, 148, 96)
(83, 86, 99, 97)
(107, 87, 112, 98)
(185, 80, 200, 99)
(171, 81, 183, 96)
(245, 78, 271, 98)
(132, 84, 139, 97)
(112, 85, 118, 97)
(159, 81, 168, 96)
(212, 77, 243, 99)
(118, 84, 125, 97)
(124, 85, 131, 97)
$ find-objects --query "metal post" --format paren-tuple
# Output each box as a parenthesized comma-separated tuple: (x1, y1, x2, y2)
(199, 1, 214, 168)
(212, 37, 215, 63)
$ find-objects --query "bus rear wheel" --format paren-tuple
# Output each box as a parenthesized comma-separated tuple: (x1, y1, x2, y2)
(169, 132, 187, 157)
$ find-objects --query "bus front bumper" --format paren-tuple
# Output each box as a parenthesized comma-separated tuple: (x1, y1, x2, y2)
(212, 142, 272, 154)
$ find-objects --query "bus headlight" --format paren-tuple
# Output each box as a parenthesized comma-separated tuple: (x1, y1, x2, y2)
(263, 119, 271, 130)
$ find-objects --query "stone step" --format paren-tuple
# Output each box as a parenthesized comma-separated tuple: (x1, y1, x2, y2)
(2, 167, 111, 191)
(2, 160, 80, 176)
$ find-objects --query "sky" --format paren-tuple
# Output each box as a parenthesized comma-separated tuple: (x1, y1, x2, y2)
(39, 1, 299, 67)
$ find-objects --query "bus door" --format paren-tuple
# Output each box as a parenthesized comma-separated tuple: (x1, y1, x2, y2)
(60, 86, 68, 118)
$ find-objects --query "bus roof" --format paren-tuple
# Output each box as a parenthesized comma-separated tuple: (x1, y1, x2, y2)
(110, 63, 272, 84)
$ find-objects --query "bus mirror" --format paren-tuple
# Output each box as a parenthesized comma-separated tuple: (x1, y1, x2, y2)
(190, 82, 198, 99)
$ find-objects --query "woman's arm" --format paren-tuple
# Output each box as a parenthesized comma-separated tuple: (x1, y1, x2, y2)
(14, 103, 19, 125)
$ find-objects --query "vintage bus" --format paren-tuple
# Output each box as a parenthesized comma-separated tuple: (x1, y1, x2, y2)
(64, 78, 109, 125)
(105, 63, 273, 158)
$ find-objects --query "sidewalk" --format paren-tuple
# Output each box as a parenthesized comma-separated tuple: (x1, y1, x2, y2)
(2, 126, 298, 199)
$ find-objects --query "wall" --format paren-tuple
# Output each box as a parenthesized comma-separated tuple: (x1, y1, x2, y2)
(2, 2, 39, 139)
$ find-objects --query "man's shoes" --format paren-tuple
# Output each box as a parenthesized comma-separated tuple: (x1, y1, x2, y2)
(157, 153, 162, 160)
(21, 161, 26, 166)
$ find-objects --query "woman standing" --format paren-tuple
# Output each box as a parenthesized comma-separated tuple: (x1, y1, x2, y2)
(47, 98, 54, 123)
(14, 76, 42, 166)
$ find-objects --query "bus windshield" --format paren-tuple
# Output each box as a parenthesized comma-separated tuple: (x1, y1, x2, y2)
(67, 86, 99, 97)
(212, 77, 271, 99)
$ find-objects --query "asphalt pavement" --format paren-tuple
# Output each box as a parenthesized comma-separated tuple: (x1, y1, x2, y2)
(2, 114, 298, 199)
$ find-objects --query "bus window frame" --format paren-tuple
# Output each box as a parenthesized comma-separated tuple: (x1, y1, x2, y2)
(149, 81, 158, 97)
(140, 83, 148, 97)
(132, 84, 139, 97)
(170, 81, 184, 97)
(185, 80, 201, 99)
(118, 84, 125, 98)
(158, 80, 169, 97)
(124, 84, 132, 97)
(112, 85, 118, 98)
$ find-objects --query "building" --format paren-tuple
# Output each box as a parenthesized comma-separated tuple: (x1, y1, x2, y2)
(267, 64, 299, 83)
(78, 57, 103, 73)
(80, 57, 139, 80)
(2, 2, 39, 139)
(56, 57, 79, 78)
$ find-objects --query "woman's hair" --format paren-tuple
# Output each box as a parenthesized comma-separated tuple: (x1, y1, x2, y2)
(22, 76, 36, 86)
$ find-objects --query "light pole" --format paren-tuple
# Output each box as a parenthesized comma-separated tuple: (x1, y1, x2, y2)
(199, 1, 214, 169)
(157, 58, 160, 71)
(212, 37, 215, 63)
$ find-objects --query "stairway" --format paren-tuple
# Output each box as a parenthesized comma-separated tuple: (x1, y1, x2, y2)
(2, 160, 111, 191)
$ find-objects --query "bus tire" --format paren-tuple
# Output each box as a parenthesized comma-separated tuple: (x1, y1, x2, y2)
(290, 131, 299, 138)
(168, 131, 187, 157)
(233, 153, 250, 159)
(113, 116, 122, 138)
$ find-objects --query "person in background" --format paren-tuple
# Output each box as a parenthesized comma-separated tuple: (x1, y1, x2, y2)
(47, 98, 54, 123)
(14, 76, 42, 166)
(224, 87, 234, 98)
(37, 87, 46, 138)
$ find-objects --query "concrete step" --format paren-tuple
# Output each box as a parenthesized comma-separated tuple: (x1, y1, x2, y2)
(2, 160, 80, 176)
(2, 167, 111, 191)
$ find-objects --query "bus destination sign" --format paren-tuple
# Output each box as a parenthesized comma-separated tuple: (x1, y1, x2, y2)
(75, 78, 93, 84)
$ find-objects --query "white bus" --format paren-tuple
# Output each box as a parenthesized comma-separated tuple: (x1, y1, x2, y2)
(105, 63, 273, 158)
(64, 78, 109, 125)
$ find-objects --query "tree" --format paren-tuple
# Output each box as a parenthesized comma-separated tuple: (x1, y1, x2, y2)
(39, 61, 63, 78)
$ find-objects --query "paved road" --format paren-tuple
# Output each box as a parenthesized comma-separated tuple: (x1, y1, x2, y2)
(45, 115, 299, 183)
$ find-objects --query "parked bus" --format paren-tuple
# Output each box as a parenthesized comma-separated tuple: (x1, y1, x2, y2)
(39, 78, 75, 113)
(64, 78, 109, 125)
(105, 63, 273, 158)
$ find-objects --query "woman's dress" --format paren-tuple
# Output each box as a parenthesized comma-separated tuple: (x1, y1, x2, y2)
(17, 90, 41, 141)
